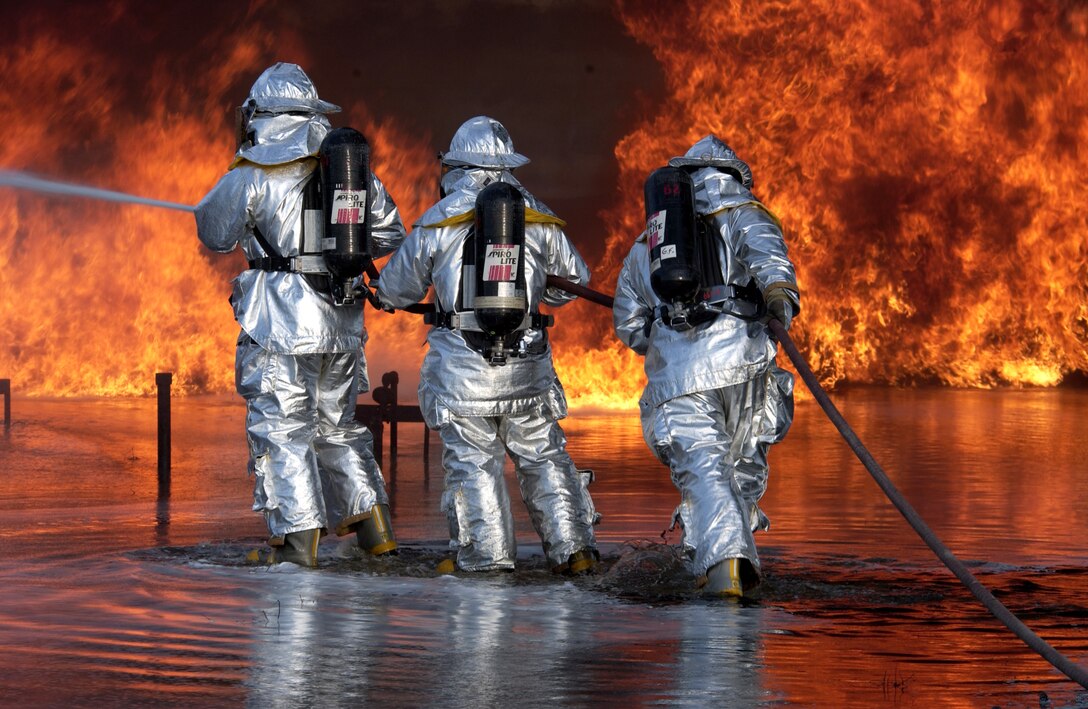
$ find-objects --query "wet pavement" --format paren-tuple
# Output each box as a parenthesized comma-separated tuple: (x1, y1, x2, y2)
(1, 391, 1086, 707)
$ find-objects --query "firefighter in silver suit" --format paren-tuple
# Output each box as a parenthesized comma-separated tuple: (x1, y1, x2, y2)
(613, 135, 799, 596)
(194, 63, 406, 566)
(376, 116, 599, 574)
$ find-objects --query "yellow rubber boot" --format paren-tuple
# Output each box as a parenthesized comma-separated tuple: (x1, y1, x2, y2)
(354, 504, 398, 556)
(270, 528, 321, 568)
(704, 558, 746, 597)
(553, 548, 599, 576)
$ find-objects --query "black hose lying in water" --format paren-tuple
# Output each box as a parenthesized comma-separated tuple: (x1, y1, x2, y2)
(767, 318, 1088, 690)
(542, 275, 1087, 688)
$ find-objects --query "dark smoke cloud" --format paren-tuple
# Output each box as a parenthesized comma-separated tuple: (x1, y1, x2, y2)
(0, 0, 665, 266)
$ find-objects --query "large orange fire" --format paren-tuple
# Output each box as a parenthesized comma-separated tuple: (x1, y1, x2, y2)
(0, 26, 437, 398)
(600, 0, 1088, 391)
(2, 2, 1086, 406)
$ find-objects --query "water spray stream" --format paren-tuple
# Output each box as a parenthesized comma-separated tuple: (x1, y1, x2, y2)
(0, 169, 195, 213)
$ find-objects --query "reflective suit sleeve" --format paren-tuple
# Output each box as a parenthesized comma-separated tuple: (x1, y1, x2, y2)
(541, 224, 590, 307)
(727, 204, 799, 310)
(194, 167, 254, 253)
(612, 239, 653, 355)
(368, 174, 407, 258)
(374, 224, 433, 309)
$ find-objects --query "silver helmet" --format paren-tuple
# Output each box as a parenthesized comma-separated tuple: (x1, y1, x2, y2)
(236, 63, 340, 147)
(668, 135, 753, 188)
(440, 116, 529, 169)
(244, 62, 340, 115)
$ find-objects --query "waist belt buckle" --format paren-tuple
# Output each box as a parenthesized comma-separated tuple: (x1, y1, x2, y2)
(425, 311, 458, 329)
(657, 304, 693, 331)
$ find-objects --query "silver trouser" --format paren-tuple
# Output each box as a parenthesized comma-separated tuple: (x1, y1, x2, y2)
(437, 411, 598, 571)
(641, 365, 794, 579)
(236, 334, 390, 543)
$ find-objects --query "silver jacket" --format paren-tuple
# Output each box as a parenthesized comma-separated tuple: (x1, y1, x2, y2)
(377, 168, 589, 419)
(195, 113, 406, 354)
(613, 168, 799, 408)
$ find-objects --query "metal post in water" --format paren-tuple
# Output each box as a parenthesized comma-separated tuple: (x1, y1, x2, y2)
(383, 371, 399, 459)
(423, 427, 430, 486)
(155, 497, 171, 547)
(370, 413, 384, 467)
(355, 372, 429, 486)
(1, 379, 10, 432)
(156, 372, 171, 497)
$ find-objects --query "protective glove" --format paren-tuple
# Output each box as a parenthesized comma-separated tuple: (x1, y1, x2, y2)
(764, 288, 795, 330)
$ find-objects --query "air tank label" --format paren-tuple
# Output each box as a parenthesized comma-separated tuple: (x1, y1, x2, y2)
(647, 210, 666, 250)
(484, 244, 519, 281)
(331, 189, 367, 224)
(660, 244, 677, 259)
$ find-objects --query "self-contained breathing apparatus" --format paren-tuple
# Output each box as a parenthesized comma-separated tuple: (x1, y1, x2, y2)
(235, 100, 258, 152)
(424, 182, 553, 366)
(245, 126, 376, 307)
(644, 166, 764, 331)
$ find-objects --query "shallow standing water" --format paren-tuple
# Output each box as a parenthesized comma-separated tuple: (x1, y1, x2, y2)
(0, 389, 1086, 707)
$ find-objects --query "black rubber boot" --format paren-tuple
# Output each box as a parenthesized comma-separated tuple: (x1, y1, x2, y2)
(354, 504, 398, 556)
(271, 528, 321, 568)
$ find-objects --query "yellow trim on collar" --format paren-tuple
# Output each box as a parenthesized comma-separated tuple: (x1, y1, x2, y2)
(227, 156, 317, 171)
(424, 206, 566, 229)
(425, 210, 475, 228)
(527, 208, 567, 227)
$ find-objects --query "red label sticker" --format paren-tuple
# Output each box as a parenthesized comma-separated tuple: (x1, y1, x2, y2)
(483, 244, 519, 282)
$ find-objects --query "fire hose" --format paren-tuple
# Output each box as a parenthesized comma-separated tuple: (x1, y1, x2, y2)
(543, 275, 1088, 690)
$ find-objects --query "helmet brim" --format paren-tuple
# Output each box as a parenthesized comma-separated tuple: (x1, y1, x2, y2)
(252, 96, 341, 115)
(441, 149, 530, 169)
(668, 156, 753, 188)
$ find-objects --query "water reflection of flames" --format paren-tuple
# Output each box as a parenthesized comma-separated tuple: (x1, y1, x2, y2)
(5, 2, 1087, 407)
(604, 0, 1088, 390)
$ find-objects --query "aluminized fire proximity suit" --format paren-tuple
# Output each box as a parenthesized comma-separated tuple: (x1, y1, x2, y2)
(613, 135, 798, 595)
(195, 63, 406, 564)
(376, 116, 599, 573)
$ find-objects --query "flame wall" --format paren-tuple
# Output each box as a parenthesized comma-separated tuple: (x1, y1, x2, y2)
(2, 1, 1086, 404)
(602, 0, 1088, 389)
(0, 13, 436, 397)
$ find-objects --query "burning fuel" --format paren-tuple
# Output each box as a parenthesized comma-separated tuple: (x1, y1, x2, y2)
(2, 2, 1086, 401)
(601, 0, 1088, 389)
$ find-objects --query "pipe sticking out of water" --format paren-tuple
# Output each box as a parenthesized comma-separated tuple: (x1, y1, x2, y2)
(0, 169, 196, 213)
